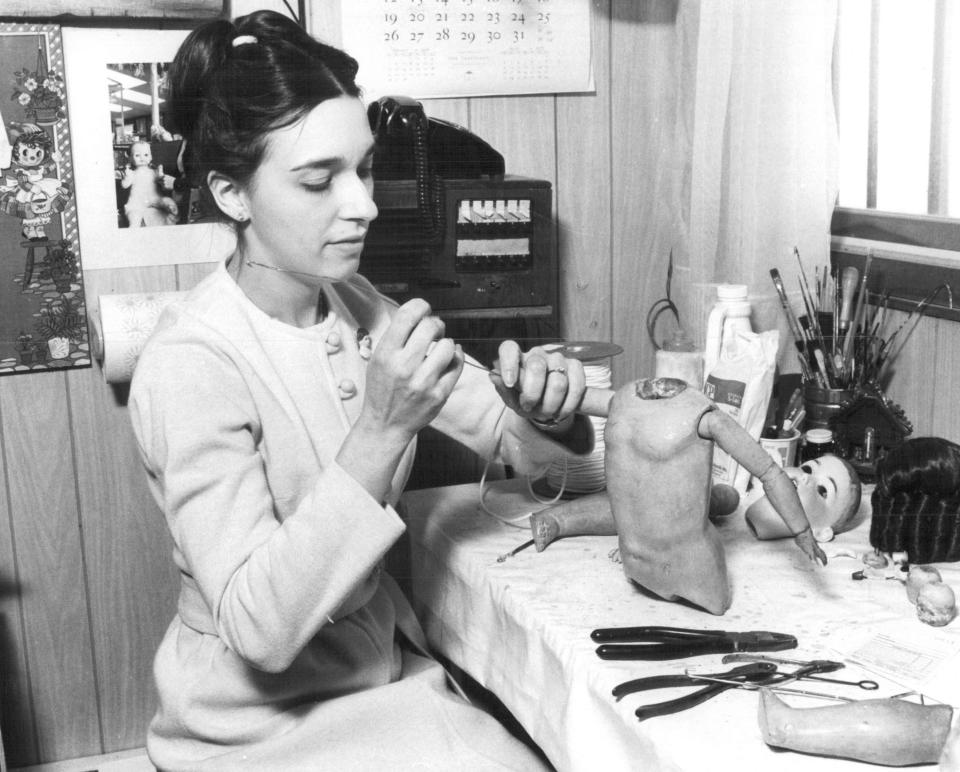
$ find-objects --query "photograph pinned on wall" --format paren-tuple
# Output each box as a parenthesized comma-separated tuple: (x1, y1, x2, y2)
(0, 22, 90, 375)
(63, 27, 235, 269)
(107, 59, 216, 229)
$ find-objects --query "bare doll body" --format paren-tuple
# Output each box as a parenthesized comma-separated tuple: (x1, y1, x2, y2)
(533, 378, 824, 614)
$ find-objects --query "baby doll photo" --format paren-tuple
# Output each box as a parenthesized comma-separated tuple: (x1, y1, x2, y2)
(115, 139, 178, 228)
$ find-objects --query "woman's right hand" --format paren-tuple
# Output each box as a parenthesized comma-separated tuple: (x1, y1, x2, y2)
(358, 298, 463, 443)
(339, 299, 463, 503)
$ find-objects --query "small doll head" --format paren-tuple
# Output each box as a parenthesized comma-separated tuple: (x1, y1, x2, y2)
(10, 125, 53, 170)
(129, 140, 153, 168)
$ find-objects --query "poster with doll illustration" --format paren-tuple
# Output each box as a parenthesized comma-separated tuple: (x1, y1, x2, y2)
(0, 23, 90, 375)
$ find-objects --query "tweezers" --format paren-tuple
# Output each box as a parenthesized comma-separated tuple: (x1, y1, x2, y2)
(614, 662, 779, 721)
(591, 625, 798, 661)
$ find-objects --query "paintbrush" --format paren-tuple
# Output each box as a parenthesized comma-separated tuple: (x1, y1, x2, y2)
(841, 254, 873, 382)
(769, 269, 814, 381)
(838, 266, 859, 333)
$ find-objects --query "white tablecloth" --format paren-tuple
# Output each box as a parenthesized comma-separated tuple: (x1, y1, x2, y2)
(402, 479, 960, 772)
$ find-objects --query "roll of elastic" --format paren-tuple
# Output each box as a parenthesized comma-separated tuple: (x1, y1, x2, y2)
(545, 361, 612, 495)
(92, 292, 186, 383)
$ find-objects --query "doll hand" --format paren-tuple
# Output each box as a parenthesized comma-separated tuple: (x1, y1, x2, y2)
(793, 526, 828, 566)
(491, 342, 586, 428)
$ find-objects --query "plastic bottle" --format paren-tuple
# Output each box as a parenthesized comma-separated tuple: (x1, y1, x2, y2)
(703, 284, 753, 379)
(654, 328, 704, 390)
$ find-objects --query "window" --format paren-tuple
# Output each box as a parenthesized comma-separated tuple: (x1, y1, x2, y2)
(832, 0, 960, 320)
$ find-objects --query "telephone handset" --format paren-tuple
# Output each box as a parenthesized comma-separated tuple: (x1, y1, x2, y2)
(367, 95, 505, 180)
(367, 96, 505, 242)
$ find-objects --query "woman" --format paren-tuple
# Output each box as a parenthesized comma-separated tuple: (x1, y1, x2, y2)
(129, 10, 591, 770)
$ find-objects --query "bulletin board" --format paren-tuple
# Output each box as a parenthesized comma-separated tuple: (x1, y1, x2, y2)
(339, 0, 594, 100)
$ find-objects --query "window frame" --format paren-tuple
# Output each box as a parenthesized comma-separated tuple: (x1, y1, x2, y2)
(830, 206, 960, 323)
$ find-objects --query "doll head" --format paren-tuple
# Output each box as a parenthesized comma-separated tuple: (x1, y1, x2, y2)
(10, 125, 52, 170)
(129, 140, 153, 169)
(746, 454, 861, 542)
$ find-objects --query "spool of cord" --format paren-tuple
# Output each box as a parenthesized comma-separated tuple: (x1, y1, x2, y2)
(541, 360, 613, 496)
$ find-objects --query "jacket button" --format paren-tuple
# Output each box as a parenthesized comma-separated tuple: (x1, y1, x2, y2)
(338, 379, 357, 400)
(325, 331, 342, 354)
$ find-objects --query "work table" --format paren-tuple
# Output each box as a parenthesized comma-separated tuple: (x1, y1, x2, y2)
(401, 478, 960, 772)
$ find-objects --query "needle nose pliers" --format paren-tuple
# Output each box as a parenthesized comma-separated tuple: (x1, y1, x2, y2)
(591, 625, 798, 661)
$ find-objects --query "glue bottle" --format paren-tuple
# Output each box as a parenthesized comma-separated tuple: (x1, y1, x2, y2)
(703, 284, 752, 379)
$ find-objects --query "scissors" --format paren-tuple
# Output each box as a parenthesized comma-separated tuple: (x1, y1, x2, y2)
(613, 662, 779, 721)
(591, 625, 797, 661)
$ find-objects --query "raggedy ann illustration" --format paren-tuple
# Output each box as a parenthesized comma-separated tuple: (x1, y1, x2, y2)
(0, 121, 71, 241)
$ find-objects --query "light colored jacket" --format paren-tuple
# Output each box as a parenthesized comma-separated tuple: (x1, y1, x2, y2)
(129, 262, 587, 769)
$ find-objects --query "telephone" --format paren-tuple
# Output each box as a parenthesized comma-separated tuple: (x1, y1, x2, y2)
(361, 96, 555, 317)
(367, 95, 505, 181)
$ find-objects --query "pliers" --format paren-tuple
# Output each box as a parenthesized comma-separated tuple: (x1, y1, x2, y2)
(613, 661, 779, 721)
(591, 625, 797, 661)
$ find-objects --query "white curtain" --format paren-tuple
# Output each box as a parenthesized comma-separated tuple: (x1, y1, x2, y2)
(672, 0, 840, 368)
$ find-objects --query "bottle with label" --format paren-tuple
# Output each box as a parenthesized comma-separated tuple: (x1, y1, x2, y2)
(801, 428, 836, 462)
(703, 284, 753, 377)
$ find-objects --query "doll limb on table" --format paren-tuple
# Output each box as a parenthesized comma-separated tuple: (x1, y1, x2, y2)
(529, 484, 741, 553)
(758, 689, 953, 767)
(557, 377, 823, 615)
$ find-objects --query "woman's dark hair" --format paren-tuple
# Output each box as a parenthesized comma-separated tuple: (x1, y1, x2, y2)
(166, 10, 361, 190)
(871, 437, 960, 562)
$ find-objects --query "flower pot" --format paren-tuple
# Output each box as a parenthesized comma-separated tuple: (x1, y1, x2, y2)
(47, 336, 70, 359)
(29, 106, 60, 126)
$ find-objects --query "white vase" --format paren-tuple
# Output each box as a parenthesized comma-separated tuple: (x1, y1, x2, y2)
(47, 336, 70, 359)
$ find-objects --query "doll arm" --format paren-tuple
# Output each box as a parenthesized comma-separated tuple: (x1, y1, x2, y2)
(699, 409, 826, 565)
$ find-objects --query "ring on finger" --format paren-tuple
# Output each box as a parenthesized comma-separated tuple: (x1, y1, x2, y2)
(547, 366, 567, 375)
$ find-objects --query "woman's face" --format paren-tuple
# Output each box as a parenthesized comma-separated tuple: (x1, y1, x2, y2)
(746, 454, 861, 541)
(236, 95, 378, 283)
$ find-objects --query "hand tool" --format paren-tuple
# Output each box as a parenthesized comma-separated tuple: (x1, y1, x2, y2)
(612, 662, 778, 721)
(590, 625, 798, 661)
(721, 653, 879, 690)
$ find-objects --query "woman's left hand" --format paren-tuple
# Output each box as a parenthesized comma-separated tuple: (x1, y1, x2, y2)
(490, 341, 586, 429)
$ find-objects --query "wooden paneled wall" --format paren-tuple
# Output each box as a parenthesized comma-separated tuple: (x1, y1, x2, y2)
(1, 1, 959, 766)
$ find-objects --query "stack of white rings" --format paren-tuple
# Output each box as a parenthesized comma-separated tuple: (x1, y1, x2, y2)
(543, 361, 612, 495)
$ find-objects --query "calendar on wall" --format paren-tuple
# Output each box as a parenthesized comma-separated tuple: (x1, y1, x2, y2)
(339, 0, 593, 99)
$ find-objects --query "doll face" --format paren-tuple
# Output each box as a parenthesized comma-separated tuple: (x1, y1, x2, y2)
(746, 454, 861, 541)
(130, 142, 152, 168)
(14, 141, 45, 168)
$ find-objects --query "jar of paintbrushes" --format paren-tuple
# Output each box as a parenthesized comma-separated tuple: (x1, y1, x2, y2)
(767, 248, 950, 467)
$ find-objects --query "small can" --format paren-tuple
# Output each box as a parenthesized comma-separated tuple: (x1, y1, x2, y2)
(801, 428, 836, 462)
